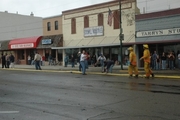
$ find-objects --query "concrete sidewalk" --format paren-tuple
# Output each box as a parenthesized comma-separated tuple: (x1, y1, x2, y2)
(1, 64, 180, 79)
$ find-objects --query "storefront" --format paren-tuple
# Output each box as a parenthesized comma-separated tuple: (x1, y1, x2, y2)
(135, 8, 180, 67)
(37, 34, 63, 65)
(8, 36, 42, 64)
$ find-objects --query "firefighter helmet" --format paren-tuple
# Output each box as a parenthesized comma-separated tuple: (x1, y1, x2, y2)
(128, 47, 133, 51)
(143, 44, 149, 49)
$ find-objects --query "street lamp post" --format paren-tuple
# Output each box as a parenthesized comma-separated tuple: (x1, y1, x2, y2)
(119, 0, 123, 70)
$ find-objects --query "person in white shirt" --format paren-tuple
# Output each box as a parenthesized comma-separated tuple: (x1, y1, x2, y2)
(34, 52, 42, 70)
(97, 53, 106, 73)
(80, 50, 87, 75)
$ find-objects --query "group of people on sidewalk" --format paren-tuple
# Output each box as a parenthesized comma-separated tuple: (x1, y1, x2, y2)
(1, 53, 15, 69)
(76, 50, 115, 75)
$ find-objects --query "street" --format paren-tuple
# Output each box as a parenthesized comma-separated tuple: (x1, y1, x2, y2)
(0, 69, 180, 120)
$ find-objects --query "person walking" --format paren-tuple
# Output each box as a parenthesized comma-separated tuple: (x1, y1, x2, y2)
(80, 50, 87, 75)
(127, 47, 138, 78)
(34, 52, 42, 70)
(140, 44, 154, 79)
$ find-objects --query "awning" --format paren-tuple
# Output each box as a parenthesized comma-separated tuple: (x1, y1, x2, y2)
(9, 36, 42, 49)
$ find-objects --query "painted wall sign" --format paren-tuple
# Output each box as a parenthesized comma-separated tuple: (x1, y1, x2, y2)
(84, 26, 103, 37)
(11, 43, 34, 49)
(42, 39, 52, 45)
(136, 28, 180, 37)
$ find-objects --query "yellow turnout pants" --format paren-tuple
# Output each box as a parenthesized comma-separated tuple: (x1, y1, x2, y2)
(144, 62, 152, 77)
(128, 65, 138, 75)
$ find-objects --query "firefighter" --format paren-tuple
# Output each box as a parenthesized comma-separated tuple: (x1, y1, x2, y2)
(128, 47, 138, 78)
(140, 44, 154, 78)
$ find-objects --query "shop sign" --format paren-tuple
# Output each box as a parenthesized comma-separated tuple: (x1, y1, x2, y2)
(11, 43, 34, 49)
(42, 39, 52, 45)
(136, 28, 180, 37)
(84, 26, 103, 37)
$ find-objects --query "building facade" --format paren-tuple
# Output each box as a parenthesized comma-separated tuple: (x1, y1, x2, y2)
(0, 11, 43, 64)
(53, 0, 139, 66)
(135, 8, 180, 68)
(42, 15, 63, 64)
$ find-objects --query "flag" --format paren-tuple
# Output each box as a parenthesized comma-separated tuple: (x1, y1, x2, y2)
(107, 8, 113, 26)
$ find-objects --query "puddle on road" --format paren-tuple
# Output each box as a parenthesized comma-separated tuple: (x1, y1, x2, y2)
(103, 80, 180, 95)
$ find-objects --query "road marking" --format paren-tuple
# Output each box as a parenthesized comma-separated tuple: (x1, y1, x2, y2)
(0, 111, 19, 114)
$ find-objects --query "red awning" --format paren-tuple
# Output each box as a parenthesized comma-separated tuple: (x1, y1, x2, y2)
(9, 36, 42, 49)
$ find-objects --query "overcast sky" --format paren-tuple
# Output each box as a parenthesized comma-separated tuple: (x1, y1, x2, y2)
(0, 0, 180, 18)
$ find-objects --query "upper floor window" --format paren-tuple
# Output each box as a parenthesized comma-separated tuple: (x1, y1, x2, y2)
(84, 16, 89, 28)
(113, 10, 120, 29)
(55, 21, 58, 30)
(71, 18, 76, 34)
(47, 22, 51, 31)
(98, 13, 104, 26)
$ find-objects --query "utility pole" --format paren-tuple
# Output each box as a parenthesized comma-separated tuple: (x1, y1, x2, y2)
(119, 0, 123, 70)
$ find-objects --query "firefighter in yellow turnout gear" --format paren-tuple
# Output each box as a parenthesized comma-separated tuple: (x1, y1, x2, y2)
(140, 44, 154, 78)
(128, 47, 138, 78)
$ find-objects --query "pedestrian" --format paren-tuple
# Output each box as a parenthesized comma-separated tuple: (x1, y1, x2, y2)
(85, 52, 90, 69)
(28, 55, 31, 65)
(97, 53, 106, 73)
(105, 59, 114, 73)
(48, 54, 52, 65)
(34, 52, 42, 70)
(1, 53, 6, 68)
(9, 53, 15, 68)
(140, 44, 154, 79)
(77, 51, 82, 71)
(5, 53, 10, 68)
(42, 55, 45, 66)
(156, 55, 160, 70)
(161, 52, 167, 70)
(80, 50, 87, 75)
(168, 52, 175, 70)
(152, 51, 157, 70)
(71, 54, 75, 68)
(178, 51, 180, 69)
(64, 54, 69, 67)
(127, 47, 138, 78)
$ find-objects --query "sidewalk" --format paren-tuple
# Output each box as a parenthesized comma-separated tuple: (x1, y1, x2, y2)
(2, 64, 180, 79)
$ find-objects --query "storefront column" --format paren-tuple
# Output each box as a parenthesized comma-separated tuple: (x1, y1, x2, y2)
(101, 47, 103, 54)
(56, 49, 58, 62)
(134, 45, 140, 67)
(62, 49, 65, 66)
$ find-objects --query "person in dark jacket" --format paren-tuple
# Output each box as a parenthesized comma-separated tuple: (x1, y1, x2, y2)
(1, 54, 6, 68)
(71, 55, 75, 68)
(9, 53, 15, 68)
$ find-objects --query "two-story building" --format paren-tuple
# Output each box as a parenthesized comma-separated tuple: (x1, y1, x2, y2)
(52, 0, 140, 66)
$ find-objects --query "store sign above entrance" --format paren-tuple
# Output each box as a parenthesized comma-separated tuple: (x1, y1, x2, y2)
(84, 26, 103, 37)
(11, 43, 34, 49)
(136, 28, 180, 37)
(42, 39, 52, 45)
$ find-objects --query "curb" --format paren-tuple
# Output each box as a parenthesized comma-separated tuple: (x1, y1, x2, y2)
(3, 68, 180, 80)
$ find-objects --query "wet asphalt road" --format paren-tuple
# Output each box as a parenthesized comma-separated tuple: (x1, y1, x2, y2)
(0, 70, 180, 120)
